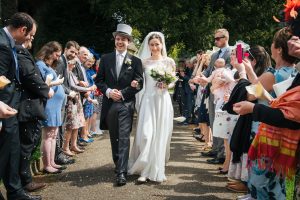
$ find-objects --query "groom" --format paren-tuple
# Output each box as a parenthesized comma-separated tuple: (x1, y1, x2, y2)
(95, 24, 143, 186)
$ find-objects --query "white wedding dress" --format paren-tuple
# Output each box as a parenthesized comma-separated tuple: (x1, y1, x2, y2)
(128, 57, 175, 182)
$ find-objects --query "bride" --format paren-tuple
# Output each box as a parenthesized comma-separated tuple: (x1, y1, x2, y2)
(128, 32, 175, 183)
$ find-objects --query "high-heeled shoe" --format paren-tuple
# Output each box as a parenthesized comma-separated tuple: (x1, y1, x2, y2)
(79, 138, 94, 143)
(218, 170, 228, 175)
(63, 150, 75, 157)
(137, 176, 149, 184)
(70, 147, 85, 153)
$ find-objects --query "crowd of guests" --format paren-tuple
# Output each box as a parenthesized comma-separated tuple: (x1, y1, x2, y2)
(173, 27, 300, 200)
(0, 13, 103, 200)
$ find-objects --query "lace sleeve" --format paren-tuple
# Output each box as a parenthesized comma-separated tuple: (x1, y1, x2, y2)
(142, 59, 150, 69)
(167, 57, 176, 72)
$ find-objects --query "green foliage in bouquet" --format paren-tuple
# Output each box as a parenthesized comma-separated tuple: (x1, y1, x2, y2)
(150, 68, 177, 85)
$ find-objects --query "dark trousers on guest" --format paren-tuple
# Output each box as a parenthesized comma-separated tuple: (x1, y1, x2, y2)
(107, 101, 134, 175)
(183, 93, 194, 123)
(19, 121, 42, 186)
(55, 106, 66, 160)
(0, 115, 24, 197)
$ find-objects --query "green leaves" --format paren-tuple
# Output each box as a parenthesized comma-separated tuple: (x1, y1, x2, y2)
(21, 0, 283, 59)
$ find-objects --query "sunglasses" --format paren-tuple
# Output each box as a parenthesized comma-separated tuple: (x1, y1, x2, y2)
(214, 36, 225, 41)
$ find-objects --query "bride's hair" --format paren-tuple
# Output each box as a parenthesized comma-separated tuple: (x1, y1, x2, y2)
(138, 32, 167, 59)
(148, 33, 163, 44)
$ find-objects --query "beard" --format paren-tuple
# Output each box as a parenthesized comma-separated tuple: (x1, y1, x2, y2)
(66, 54, 75, 61)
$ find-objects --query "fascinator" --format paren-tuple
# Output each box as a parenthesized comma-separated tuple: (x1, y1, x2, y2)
(274, 0, 300, 36)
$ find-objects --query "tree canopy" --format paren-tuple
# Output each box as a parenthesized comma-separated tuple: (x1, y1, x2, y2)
(1, 0, 284, 59)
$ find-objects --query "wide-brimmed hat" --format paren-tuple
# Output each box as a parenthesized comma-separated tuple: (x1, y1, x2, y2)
(112, 24, 133, 42)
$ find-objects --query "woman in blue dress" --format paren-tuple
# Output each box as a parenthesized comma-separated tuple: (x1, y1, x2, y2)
(36, 41, 66, 174)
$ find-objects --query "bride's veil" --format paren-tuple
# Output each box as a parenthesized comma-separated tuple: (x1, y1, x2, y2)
(137, 32, 167, 60)
(135, 31, 167, 111)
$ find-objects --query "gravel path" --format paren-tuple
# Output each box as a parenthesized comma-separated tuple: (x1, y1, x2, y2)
(17, 119, 239, 200)
(1, 119, 241, 200)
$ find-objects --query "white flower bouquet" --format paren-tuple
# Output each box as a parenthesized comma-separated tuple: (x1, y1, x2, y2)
(150, 65, 177, 86)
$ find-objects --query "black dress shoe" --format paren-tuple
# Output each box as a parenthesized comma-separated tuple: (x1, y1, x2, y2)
(55, 155, 75, 165)
(116, 173, 126, 186)
(201, 151, 217, 157)
(8, 192, 42, 200)
(24, 182, 47, 192)
(206, 158, 225, 164)
(42, 169, 62, 174)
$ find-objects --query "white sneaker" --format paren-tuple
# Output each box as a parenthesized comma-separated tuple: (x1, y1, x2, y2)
(94, 130, 104, 136)
(137, 176, 147, 183)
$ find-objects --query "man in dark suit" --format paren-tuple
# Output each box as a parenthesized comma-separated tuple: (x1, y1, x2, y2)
(95, 24, 143, 186)
(0, 12, 41, 200)
(17, 37, 54, 192)
(199, 28, 232, 164)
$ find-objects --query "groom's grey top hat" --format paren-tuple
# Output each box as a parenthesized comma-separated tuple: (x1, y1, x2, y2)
(113, 24, 133, 42)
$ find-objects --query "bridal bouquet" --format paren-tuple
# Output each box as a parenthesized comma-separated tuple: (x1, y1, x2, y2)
(150, 65, 177, 86)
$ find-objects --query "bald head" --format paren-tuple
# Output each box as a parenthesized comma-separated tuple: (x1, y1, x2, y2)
(78, 46, 90, 63)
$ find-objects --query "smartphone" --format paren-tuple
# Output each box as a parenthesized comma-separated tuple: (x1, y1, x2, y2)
(236, 44, 243, 64)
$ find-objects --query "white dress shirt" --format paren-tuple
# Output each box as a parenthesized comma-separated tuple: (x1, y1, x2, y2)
(106, 50, 127, 99)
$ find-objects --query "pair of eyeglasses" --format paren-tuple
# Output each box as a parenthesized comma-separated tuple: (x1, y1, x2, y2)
(214, 36, 225, 41)
(247, 50, 255, 60)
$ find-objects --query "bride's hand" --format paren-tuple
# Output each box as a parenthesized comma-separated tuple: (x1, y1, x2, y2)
(131, 80, 139, 88)
(157, 82, 167, 89)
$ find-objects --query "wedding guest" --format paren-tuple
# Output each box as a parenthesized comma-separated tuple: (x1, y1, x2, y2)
(191, 53, 212, 150)
(63, 59, 94, 156)
(198, 56, 238, 174)
(36, 41, 65, 174)
(54, 41, 80, 165)
(200, 29, 231, 165)
(17, 34, 53, 192)
(180, 59, 194, 125)
(89, 58, 103, 136)
(0, 12, 42, 200)
(226, 45, 272, 193)
(81, 53, 98, 141)
(173, 59, 185, 117)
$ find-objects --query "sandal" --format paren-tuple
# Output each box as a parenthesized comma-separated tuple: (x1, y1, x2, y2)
(63, 150, 75, 157)
(70, 147, 85, 153)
